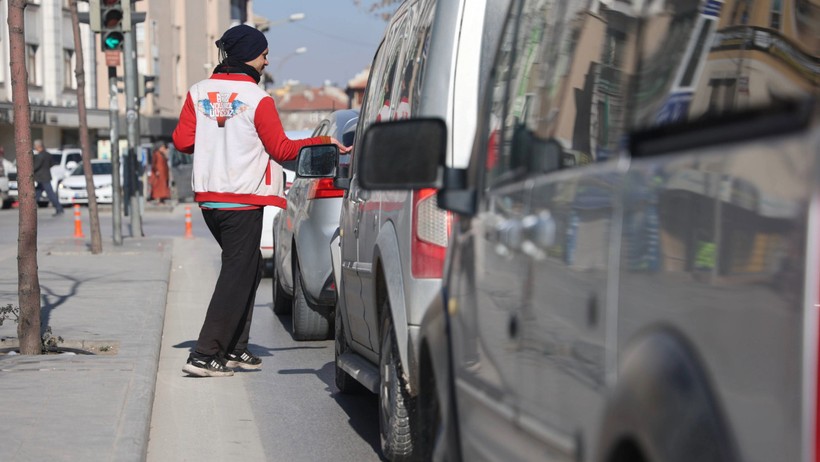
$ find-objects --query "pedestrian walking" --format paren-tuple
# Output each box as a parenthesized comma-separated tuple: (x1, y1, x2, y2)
(32, 140, 64, 216)
(149, 142, 170, 203)
(172, 24, 350, 377)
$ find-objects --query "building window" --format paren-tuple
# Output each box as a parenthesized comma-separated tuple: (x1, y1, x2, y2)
(770, 0, 782, 29)
(0, 22, 4, 84)
(27, 44, 39, 86)
(64, 49, 76, 89)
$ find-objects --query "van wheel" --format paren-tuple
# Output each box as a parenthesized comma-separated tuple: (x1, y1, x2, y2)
(335, 304, 364, 394)
(379, 308, 418, 461)
(271, 259, 291, 315)
(292, 258, 331, 340)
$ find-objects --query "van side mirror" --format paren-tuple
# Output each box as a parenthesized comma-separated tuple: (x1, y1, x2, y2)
(334, 153, 352, 190)
(357, 118, 447, 190)
(296, 144, 338, 178)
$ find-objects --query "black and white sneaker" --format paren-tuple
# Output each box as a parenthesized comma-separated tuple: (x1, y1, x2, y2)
(182, 355, 234, 377)
(225, 349, 262, 369)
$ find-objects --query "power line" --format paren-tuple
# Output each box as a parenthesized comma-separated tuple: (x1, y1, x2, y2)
(293, 23, 381, 48)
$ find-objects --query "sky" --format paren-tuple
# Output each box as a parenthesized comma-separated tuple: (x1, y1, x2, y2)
(254, 1, 392, 88)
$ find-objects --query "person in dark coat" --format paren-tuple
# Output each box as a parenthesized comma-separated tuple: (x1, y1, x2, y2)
(33, 139, 64, 216)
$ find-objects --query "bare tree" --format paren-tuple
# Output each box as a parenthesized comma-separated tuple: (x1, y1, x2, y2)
(69, 0, 103, 254)
(353, 0, 401, 20)
(8, 0, 41, 354)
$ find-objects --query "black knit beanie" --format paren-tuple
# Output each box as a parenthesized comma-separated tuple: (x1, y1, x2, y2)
(215, 24, 268, 63)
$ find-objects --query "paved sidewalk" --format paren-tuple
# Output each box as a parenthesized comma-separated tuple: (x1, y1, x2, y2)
(0, 210, 178, 461)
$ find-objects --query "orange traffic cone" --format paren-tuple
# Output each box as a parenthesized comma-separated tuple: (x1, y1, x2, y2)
(184, 205, 193, 239)
(73, 204, 84, 238)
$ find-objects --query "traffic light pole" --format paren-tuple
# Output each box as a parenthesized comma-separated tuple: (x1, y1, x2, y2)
(109, 65, 123, 246)
(124, 22, 143, 237)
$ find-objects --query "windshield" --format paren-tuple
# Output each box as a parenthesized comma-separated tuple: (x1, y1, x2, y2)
(72, 163, 112, 176)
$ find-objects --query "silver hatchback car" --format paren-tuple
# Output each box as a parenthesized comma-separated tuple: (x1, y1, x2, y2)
(271, 110, 358, 340)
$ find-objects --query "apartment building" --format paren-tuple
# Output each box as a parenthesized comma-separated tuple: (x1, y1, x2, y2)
(0, 0, 265, 160)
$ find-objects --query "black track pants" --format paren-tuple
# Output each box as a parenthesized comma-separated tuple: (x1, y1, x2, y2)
(194, 208, 263, 358)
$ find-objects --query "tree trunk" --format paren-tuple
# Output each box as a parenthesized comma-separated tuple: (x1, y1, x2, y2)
(69, 0, 103, 254)
(9, 0, 42, 355)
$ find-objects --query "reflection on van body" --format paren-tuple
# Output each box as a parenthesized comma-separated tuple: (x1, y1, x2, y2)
(438, 0, 818, 460)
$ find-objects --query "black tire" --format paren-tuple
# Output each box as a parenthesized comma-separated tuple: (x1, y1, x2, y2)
(379, 308, 419, 461)
(335, 303, 365, 394)
(261, 258, 273, 278)
(292, 258, 332, 340)
(271, 258, 292, 315)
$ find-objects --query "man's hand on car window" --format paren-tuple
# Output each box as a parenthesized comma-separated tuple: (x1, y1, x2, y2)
(330, 137, 352, 154)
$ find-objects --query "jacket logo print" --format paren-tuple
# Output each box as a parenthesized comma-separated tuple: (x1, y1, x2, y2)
(197, 92, 250, 127)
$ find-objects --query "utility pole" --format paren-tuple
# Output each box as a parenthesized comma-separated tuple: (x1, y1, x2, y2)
(109, 65, 123, 245)
(123, 6, 143, 237)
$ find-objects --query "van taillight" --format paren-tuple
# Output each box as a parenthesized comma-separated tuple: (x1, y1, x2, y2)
(308, 178, 344, 200)
(411, 189, 451, 279)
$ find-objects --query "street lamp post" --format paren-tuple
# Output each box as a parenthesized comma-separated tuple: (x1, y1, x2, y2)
(275, 47, 307, 84)
(264, 12, 305, 30)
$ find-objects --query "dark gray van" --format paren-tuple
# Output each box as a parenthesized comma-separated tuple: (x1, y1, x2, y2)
(357, 0, 820, 460)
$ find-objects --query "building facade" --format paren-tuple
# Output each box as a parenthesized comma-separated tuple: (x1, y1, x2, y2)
(0, 0, 104, 156)
(0, 0, 262, 161)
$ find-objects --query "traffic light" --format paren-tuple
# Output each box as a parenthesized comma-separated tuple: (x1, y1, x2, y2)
(139, 75, 157, 97)
(98, 0, 131, 52)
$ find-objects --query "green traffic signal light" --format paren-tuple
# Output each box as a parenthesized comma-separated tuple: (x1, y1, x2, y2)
(103, 32, 124, 51)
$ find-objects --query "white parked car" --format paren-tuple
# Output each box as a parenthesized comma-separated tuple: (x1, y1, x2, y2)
(0, 158, 11, 209)
(58, 159, 118, 205)
(259, 130, 311, 276)
(49, 148, 82, 191)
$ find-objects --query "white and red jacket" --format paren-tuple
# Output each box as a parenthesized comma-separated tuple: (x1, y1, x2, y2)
(172, 73, 331, 208)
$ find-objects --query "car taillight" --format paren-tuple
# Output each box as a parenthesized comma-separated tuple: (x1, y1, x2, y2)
(411, 188, 451, 279)
(307, 178, 344, 200)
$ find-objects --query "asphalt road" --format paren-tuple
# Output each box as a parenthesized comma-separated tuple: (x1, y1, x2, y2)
(144, 206, 382, 462)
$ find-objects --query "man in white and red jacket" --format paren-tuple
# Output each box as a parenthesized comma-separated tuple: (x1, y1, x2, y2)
(173, 24, 349, 378)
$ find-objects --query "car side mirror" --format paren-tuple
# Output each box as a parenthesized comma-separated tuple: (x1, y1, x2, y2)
(357, 118, 446, 190)
(296, 144, 338, 178)
(65, 161, 78, 173)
